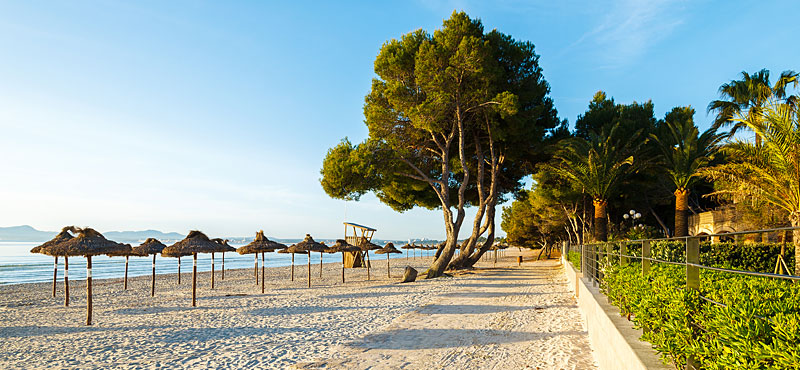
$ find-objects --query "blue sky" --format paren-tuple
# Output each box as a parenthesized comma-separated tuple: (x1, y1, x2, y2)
(1, 0, 798, 239)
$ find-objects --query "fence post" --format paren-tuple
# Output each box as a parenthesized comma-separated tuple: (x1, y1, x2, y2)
(620, 242, 628, 265)
(686, 237, 700, 370)
(642, 240, 651, 276)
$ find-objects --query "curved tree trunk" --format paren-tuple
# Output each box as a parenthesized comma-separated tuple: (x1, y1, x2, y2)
(674, 188, 689, 237)
(593, 199, 608, 242)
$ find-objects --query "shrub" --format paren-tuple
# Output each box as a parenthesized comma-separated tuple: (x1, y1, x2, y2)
(567, 250, 581, 270)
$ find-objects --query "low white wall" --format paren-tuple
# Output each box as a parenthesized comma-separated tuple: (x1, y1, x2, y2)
(561, 256, 671, 370)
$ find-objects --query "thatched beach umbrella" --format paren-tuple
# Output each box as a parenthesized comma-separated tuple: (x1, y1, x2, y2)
(325, 239, 360, 283)
(293, 234, 326, 288)
(237, 231, 286, 293)
(209, 239, 236, 290)
(31, 226, 76, 301)
(278, 245, 308, 282)
(132, 238, 167, 297)
(162, 231, 220, 307)
(106, 244, 137, 290)
(40, 227, 130, 325)
(400, 243, 413, 261)
(358, 237, 382, 281)
(375, 243, 402, 278)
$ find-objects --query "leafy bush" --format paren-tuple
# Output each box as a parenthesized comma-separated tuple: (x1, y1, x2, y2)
(643, 241, 795, 274)
(567, 250, 581, 270)
(604, 263, 800, 369)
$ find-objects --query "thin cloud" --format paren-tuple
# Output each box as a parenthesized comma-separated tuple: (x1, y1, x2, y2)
(563, 0, 689, 69)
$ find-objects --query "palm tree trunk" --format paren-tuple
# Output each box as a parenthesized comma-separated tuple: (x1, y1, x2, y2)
(792, 214, 800, 275)
(593, 199, 608, 242)
(674, 188, 690, 237)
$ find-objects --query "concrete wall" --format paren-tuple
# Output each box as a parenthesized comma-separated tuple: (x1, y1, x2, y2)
(561, 256, 671, 370)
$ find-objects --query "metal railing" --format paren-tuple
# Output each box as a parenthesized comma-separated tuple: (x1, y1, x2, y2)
(565, 227, 798, 370)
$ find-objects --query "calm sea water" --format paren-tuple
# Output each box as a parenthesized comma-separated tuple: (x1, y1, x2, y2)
(0, 242, 434, 285)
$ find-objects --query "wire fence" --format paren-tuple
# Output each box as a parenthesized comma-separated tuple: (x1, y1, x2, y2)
(564, 227, 798, 370)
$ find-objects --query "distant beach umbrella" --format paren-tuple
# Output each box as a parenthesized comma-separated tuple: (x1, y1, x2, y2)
(325, 239, 360, 283)
(358, 237, 382, 281)
(31, 226, 76, 302)
(105, 244, 137, 291)
(132, 238, 167, 297)
(400, 243, 413, 261)
(237, 231, 286, 294)
(162, 231, 220, 307)
(293, 234, 327, 288)
(279, 244, 309, 283)
(209, 239, 236, 290)
(40, 227, 130, 326)
(375, 243, 402, 278)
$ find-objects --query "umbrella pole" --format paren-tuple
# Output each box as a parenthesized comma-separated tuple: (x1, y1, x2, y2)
(307, 253, 311, 288)
(261, 252, 265, 294)
(211, 252, 215, 290)
(319, 252, 323, 278)
(52, 256, 58, 298)
(387, 254, 390, 278)
(151, 254, 156, 297)
(254, 253, 258, 285)
(291, 253, 295, 281)
(192, 253, 197, 307)
(341, 252, 345, 284)
(124, 255, 129, 290)
(221, 252, 225, 280)
(178, 257, 181, 285)
(64, 256, 69, 307)
(366, 251, 371, 281)
(86, 256, 93, 326)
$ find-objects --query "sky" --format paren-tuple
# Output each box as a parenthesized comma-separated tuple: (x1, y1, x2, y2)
(1, 0, 799, 240)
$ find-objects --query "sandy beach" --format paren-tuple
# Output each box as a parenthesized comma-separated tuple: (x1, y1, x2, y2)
(0, 250, 597, 369)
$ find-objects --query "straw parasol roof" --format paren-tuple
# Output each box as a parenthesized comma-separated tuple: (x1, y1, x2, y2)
(40, 227, 130, 257)
(237, 231, 286, 254)
(325, 239, 360, 253)
(375, 244, 402, 255)
(280, 245, 310, 254)
(31, 226, 76, 254)
(211, 238, 237, 253)
(133, 238, 167, 256)
(162, 231, 219, 257)
(400, 243, 415, 249)
(357, 237, 382, 251)
(294, 234, 327, 253)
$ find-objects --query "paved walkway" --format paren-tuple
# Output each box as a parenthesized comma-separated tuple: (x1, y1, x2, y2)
(312, 256, 598, 369)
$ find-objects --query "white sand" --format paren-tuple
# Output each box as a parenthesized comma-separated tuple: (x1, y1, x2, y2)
(0, 251, 596, 369)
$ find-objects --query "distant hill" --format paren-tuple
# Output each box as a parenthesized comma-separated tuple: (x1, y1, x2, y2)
(0, 225, 184, 243)
(0, 225, 55, 242)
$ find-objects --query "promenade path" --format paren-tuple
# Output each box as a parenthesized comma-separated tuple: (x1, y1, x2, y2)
(309, 251, 598, 369)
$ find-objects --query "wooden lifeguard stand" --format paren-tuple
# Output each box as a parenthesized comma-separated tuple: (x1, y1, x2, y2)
(343, 222, 375, 268)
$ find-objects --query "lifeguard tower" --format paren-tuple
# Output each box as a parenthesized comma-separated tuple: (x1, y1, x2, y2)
(343, 222, 375, 268)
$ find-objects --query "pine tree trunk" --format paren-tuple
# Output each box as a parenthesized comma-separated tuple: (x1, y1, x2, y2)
(593, 199, 608, 242)
(674, 188, 689, 237)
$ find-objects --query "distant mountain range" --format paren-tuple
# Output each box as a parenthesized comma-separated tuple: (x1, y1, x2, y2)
(0, 225, 184, 243)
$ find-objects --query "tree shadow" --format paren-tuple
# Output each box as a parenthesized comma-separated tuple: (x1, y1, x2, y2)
(417, 304, 538, 315)
(249, 305, 380, 316)
(347, 328, 590, 350)
(321, 291, 409, 300)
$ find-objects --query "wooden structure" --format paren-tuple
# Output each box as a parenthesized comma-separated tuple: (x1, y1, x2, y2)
(343, 222, 376, 268)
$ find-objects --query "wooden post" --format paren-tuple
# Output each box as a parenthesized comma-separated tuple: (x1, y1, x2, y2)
(192, 253, 197, 307)
(178, 256, 181, 285)
(151, 254, 156, 297)
(86, 256, 93, 326)
(124, 255, 129, 290)
(620, 242, 628, 265)
(254, 253, 258, 285)
(291, 253, 295, 281)
(261, 252, 265, 294)
(211, 252, 215, 290)
(366, 251, 371, 280)
(307, 252, 311, 288)
(221, 252, 225, 280)
(387, 253, 390, 278)
(686, 237, 700, 370)
(52, 256, 58, 298)
(517, 255, 522, 266)
(64, 256, 69, 307)
(341, 252, 345, 283)
(320, 252, 323, 278)
(642, 241, 651, 276)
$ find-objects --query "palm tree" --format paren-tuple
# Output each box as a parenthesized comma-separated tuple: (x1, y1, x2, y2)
(550, 123, 644, 242)
(707, 69, 798, 146)
(651, 107, 725, 237)
(703, 99, 800, 274)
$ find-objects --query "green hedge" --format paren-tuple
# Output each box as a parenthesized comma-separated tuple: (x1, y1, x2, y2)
(604, 263, 800, 369)
(567, 250, 581, 270)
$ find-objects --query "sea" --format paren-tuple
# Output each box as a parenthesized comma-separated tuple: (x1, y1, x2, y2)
(0, 242, 435, 285)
